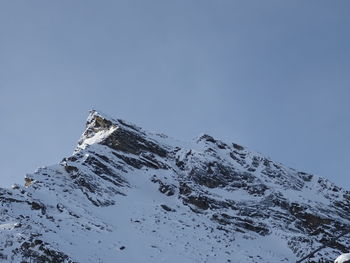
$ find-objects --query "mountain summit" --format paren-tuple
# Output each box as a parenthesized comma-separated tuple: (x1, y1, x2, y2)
(0, 111, 349, 262)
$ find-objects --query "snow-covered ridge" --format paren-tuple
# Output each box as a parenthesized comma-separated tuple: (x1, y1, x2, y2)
(0, 110, 349, 262)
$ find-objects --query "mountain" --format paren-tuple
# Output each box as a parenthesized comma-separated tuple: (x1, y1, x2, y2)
(0, 110, 349, 263)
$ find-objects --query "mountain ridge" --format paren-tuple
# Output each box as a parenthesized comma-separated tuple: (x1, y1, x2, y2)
(0, 110, 349, 262)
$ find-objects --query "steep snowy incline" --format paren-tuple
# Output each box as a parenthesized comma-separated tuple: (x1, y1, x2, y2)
(0, 110, 349, 263)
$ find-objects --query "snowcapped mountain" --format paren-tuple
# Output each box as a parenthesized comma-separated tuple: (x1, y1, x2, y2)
(1, 110, 349, 263)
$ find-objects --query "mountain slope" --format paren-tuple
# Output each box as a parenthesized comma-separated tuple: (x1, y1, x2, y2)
(0, 110, 349, 263)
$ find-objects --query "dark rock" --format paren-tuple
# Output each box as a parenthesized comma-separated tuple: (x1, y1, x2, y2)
(151, 177, 176, 196)
(161, 204, 175, 212)
(179, 182, 192, 196)
(102, 128, 167, 158)
(232, 143, 244, 151)
(184, 196, 210, 210)
(64, 165, 79, 173)
(31, 202, 45, 213)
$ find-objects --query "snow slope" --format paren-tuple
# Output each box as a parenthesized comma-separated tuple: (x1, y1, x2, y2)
(335, 253, 350, 263)
(1, 110, 350, 263)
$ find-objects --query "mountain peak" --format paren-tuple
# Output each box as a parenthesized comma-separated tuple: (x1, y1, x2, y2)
(0, 111, 349, 262)
(87, 109, 116, 128)
(75, 110, 147, 153)
(75, 110, 118, 152)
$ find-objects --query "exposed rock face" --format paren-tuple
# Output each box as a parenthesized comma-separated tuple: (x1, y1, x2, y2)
(0, 110, 349, 262)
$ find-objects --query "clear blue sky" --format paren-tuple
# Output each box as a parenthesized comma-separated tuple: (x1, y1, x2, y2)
(0, 1, 349, 188)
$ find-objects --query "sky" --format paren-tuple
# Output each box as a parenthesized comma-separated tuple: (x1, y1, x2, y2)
(0, 0, 349, 188)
